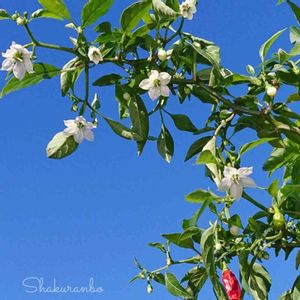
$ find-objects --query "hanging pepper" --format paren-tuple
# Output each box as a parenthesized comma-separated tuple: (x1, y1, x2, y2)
(222, 269, 241, 300)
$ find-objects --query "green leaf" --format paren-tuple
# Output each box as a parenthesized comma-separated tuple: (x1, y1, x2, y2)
(1, 63, 60, 98)
(104, 117, 142, 140)
(162, 233, 194, 249)
(152, 0, 178, 17)
(293, 276, 300, 300)
(165, 273, 193, 299)
(82, 0, 115, 28)
(200, 226, 228, 300)
(129, 96, 149, 155)
(93, 74, 122, 86)
(287, 93, 300, 103)
(239, 137, 277, 156)
(196, 150, 218, 165)
(184, 136, 212, 162)
(170, 113, 197, 132)
(267, 179, 279, 198)
(31, 8, 65, 20)
(259, 28, 286, 61)
(148, 242, 166, 253)
(60, 58, 83, 96)
(279, 291, 293, 300)
(182, 200, 210, 229)
(46, 132, 78, 159)
(288, 1, 300, 24)
(38, 0, 71, 20)
(185, 189, 218, 203)
(121, 0, 151, 32)
(296, 251, 300, 270)
(239, 252, 271, 300)
(157, 125, 174, 163)
(0, 9, 10, 20)
(181, 267, 208, 298)
(290, 26, 300, 44)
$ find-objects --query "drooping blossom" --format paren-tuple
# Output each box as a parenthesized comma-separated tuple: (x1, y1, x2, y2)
(139, 70, 171, 100)
(180, 0, 197, 20)
(222, 269, 241, 300)
(157, 48, 173, 61)
(219, 166, 256, 200)
(266, 86, 277, 97)
(88, 46, 103, 64)
(1, 41, 33, 80)
(63, 116, 96, 144)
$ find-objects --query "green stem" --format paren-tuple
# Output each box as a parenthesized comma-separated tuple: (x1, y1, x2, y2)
(24, 24, 84, 58)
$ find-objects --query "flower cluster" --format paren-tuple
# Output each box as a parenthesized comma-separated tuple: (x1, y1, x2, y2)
(63, 116, 96, 144)
(1, 41, 33, 80)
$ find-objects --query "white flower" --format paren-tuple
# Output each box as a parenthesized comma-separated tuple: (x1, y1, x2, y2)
(1, 41, 33, 80)
(88, 46, 103, 64)
(139, 70, 171, 100)
(157, 48, 173, 61)
(63, 116, 96, 144)
(180, 0, 197, 20)
(266, 86, 277, 97)
(219, 166, 256, 200)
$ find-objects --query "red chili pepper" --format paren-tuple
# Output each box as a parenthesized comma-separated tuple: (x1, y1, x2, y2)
(222, 269, 241, 300)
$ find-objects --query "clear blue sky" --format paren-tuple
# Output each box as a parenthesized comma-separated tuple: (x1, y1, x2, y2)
(0, 1, 297, 299)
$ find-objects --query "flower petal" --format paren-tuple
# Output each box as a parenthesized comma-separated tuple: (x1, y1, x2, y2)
(240, 177, 256, 188)
(230, 182, 243, 200)
(219, 178, 232, 192)
(1, 58, 14, 71)
(149, 87, 161, 100)
(158, 72, 171, 85)
(139, 78, 153, 90)
(24, 58, 33, 73)
(83, 128, 94, 142)
(13, 62, 26, 80)
(238, 167, 253, 178)
(149, 70, 159, 81)
(223, 166, 237, 178)
(74, 130, 84, 144)
(160, 85, 170, 97)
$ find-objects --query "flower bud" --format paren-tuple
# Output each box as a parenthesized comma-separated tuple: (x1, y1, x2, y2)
(16, 16, 26, 25)
(266, 86, 277, 97)
(158, 48, 167, 61)
(123, 92, 131, 101)
(147, 284, 153, 294)
(230, 225, 240, 236)
(215, 242, 222, 251)
(11, 13, 18, 21)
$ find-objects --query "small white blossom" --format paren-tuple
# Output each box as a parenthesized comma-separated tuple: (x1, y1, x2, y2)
(139, 70, 171, 100)
(180, 0, 197, 20)
(230, 225, 240, 236)
(219, 166, 256, 200)
(88, 46, 103, 64)
(157, 48, 173, 61)
(63, 116, 96, 144)
(266, 86, 277, 97)
(1, 41, 33, 80)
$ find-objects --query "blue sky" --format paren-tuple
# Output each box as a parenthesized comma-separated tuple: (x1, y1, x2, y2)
(0, 1, 297, 299)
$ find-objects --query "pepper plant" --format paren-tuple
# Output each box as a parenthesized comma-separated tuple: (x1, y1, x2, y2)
(1, 0, 300, 299)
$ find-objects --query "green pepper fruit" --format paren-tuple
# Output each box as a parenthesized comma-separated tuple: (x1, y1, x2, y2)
(272, 206, 285, 231)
